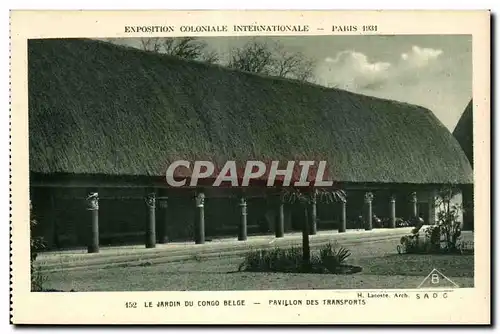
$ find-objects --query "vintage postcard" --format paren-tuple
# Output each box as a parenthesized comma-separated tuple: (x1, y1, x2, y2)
(10, 10, 490, 324)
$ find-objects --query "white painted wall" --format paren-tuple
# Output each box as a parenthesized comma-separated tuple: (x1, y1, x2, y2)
(430, 189, 464, 228)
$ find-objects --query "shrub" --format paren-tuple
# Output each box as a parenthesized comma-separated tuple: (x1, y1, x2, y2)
(435, 186, 464, 252)
(30, 201, 46, 291)
(380, 217, 413, 228)
(372, 215, 383, 228)
(319, 242, 351, 268)
(424, 225, 441, 251)
(238, 247, 309, 273)
(239, 242, 353, 274)
(395, 218, 412, 227)
(400, 224, 472, 255)
(456, 240, 474, 254)
(400, 234, 420, 253)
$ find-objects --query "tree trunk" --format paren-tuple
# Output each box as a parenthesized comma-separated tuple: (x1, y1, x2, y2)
(302, 203, 311, 271)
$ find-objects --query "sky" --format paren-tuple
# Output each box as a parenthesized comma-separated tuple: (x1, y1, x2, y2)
(110, 35, 472, 131)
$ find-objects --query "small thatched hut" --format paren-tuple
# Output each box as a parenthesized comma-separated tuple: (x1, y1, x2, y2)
(453, 100, 474, 230)
(28, 38, 473, 251)
(453, 100, 473, 167)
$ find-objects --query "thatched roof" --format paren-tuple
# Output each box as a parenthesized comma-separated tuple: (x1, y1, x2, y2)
(453, 100, 473, 168)
(28, 38, 473, 185)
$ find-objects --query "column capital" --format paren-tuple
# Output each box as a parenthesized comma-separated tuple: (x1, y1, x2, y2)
(389, 194, 396, 203)
(410, 191, 417, 203)
(310, 192, 317, 205)
(195, 192, 205, 208)
(145, 192, 156, 209)
(240, 196, 248, 217)
(86, 192, 99, 211)
(364, 192, 374, 203)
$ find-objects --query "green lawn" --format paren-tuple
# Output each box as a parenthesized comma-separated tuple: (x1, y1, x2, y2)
(42, 239, 474, 291)
(360, 253, 474, 278)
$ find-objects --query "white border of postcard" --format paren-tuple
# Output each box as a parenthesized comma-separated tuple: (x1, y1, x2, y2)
(10, 10, 490, 324)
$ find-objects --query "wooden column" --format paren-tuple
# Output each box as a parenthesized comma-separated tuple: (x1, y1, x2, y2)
(309, 192, 317, 235)
(85, 192, 99, 253)
(158, 191, 169, 244)
(284, 206, 293, 232)
(410, 191, 418, 219)
(339, 199, 347, 233)
(364, 192, 373, 231)
(302, 202, 311, 269)
(144, 191, 156, 249)
(49, 192, 57, 249)
(195, 192, 205, 244)
(238, 196, 248, 241)
(389, 195, 396, 228)
(275, 196, 285, 238)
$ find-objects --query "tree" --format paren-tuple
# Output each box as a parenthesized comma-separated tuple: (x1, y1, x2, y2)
(435, 186, 464, 252)
(282, 188, 346, 270)
(273, 42, 316, 82)
(228, 40, 316, 82)
(162, 37, 219, 63)
(228, 41, 274, 75)
(139, 37, 162, 53)
(138, 37, 219, 64)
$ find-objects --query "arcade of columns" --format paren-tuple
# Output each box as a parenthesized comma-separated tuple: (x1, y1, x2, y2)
(83, 190, 422, 254)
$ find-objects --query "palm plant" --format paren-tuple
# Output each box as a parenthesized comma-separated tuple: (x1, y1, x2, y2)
(281, 188, 346, 270)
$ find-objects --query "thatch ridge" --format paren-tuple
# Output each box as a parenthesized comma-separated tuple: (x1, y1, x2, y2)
(28, 38, 473, 185)
(91, 38, 439, 110)
(453, 100, 473, 168)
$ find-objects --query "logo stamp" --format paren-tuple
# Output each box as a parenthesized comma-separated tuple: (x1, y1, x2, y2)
(417, 269, 460, 289)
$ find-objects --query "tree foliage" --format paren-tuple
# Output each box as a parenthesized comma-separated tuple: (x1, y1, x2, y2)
(139, 37, 219, 63)
(227, 40, 316, 82)
(132, 38, 316, 81)
(281, 188, 346, 205)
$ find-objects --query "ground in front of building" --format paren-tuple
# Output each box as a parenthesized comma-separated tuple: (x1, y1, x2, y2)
(42, 237, 474, 291)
